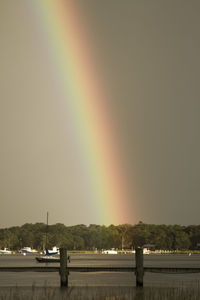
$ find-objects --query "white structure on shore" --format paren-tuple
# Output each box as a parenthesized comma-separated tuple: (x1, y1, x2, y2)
(102, 249, 118, 254)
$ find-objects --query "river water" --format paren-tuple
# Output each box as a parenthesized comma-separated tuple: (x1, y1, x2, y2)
(0, 253, 200, 287)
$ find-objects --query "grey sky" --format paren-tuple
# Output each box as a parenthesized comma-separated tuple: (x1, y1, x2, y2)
(0, 0, 200, 227)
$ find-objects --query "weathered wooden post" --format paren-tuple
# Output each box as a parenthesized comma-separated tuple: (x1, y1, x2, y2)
(135, 247, 144, 287)
(60, 248, 68, 287)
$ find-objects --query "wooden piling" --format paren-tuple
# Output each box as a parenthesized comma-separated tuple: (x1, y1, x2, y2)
(60, 248, 68, 287)
(135, 247, 144, 287)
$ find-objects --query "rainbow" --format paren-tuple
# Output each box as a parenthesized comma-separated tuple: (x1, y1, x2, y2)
(28, 0, 133, 225)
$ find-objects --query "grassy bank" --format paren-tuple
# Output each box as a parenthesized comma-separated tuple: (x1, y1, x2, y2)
(0, 285, 200, 300)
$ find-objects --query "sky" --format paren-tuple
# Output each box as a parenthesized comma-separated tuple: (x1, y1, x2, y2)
(1, 0, 200, 228)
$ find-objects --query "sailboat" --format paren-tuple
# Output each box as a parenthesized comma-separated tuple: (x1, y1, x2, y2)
(35, 213, 60, 263)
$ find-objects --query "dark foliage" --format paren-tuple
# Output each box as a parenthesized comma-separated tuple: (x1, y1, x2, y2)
(0, 222, 199, 251)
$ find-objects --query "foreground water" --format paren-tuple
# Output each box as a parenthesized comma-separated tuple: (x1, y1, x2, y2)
(0, 253, 200, 287)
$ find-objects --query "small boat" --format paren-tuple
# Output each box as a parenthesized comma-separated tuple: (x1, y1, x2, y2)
(143, 248, 150, 255)
(35, 255, 60, 263)
(102, 249, 118, 254)
(0, 248, 12, 255)
(35, 245, 60, 263)
(20, 247, 37, 255)
(35, 254, 70, 263)
(44, 246, 59, 256)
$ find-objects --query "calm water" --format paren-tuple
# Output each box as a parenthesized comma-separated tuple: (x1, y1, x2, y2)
(0, 253, 200, 287)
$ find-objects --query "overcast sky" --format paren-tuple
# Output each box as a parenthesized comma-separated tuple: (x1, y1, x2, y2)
(1, 0, 200, 227)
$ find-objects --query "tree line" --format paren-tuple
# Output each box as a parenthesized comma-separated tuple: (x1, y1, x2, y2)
(0, 222, 200, 251)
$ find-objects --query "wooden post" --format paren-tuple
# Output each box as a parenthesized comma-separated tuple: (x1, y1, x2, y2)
(135, 247, 144, 287)
(60, 248, 68, 287)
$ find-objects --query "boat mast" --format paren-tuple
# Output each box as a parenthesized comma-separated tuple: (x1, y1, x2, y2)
(45, 212, 49, 250)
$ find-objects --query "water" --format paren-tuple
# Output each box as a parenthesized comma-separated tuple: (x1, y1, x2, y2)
(0, 253, 200, 287)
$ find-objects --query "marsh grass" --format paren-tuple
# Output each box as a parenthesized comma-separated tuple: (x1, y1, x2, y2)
(0, 284, 200, 300)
